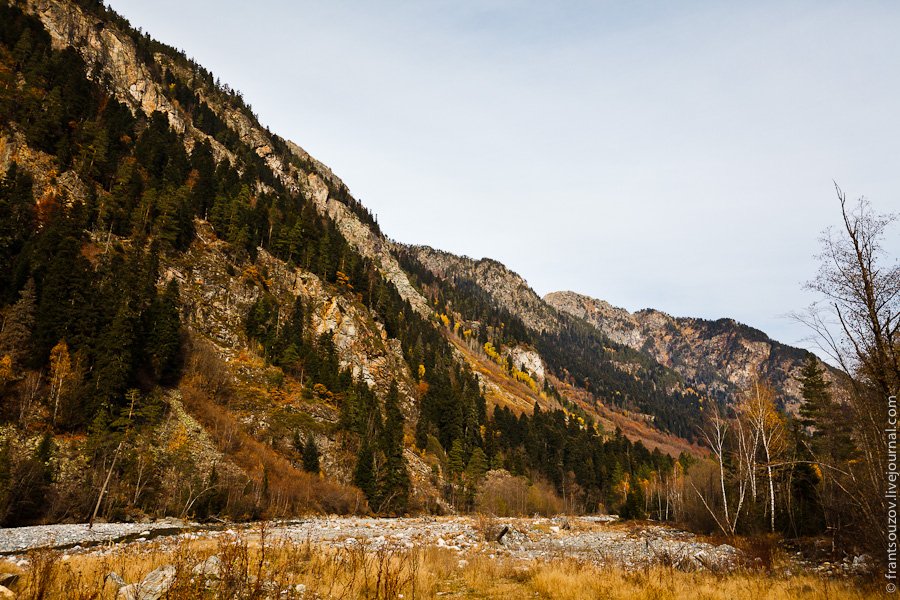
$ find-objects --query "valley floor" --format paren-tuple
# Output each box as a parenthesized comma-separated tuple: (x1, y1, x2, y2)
(0, 517, 883, 598)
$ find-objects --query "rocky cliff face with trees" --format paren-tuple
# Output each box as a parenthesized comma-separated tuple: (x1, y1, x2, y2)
(544, 291, 815, 413)
(0, 0, 681, 525)
(0, 0, 894, 566)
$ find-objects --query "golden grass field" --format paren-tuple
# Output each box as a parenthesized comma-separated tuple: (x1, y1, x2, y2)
(0, 526, 886, 600)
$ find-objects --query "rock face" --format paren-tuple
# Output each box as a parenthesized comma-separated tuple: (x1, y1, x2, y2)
(0, 128, 89, 207)
(26, 0, 183, 128)
(168, 221, 416, 402)
(6, 0, 824, 488)
(305, 175, 431, 318)
(506, 346, 546, 383)
(406, 246, 560, 333)
(545, 291, 813, 411)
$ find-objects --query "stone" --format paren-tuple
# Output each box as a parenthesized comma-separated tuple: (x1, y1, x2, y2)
(116, 565, 176, 600)
(106, 572, 126, 589)
(192, 555, 222, 579)
(0, 584, 14, 599)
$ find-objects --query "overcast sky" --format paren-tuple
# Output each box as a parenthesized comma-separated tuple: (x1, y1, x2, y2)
(108, 0, 900, 350)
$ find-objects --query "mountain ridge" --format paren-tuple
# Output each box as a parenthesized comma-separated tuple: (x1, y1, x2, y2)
(0, 0, 818, 525)
(544, 290, 812, 412)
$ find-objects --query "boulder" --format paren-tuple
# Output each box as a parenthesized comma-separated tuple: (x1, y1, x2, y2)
(116, 565, 176, 600)
(192, 555, 222, 579)
(106, 572, 126, 589)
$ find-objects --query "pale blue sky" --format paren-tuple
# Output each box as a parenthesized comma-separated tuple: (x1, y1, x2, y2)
(108, 0, 900, 350)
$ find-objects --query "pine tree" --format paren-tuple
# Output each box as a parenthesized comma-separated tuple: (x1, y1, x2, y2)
(302, 436, 320, 474)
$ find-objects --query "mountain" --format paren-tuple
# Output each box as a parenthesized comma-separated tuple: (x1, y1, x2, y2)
(0, 0, 816, 526)
(544, 291, 813, 413)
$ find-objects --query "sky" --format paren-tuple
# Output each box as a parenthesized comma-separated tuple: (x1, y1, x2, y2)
(108, 0, 900, 350)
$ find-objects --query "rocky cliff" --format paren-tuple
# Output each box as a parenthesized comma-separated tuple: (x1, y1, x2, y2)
(544, 291, 813, 412)
(405, 245, 561, 333)
(0, 0, 824, 525)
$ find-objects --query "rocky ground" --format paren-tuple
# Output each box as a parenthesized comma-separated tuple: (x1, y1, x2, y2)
(0, 515, 873, 576)
(0, 516, 740, 571)
(0, 519, 195, 555)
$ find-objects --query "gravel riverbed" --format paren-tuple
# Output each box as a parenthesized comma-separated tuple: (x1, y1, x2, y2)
(0, 515, 742, 571)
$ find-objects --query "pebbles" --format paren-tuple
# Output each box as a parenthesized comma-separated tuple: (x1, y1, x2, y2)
(0, 520, 192, 554)
(1, 516, 744, 573)
(268, 517, 741, 571)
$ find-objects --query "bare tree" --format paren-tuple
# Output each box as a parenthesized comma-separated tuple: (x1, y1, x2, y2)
(801, 186, 899, 393)
(794, 186, 898, 554)
(693, 403, 750, 536)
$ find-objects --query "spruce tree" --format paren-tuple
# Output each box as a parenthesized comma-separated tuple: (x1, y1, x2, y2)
(378, 383, 410, 514)
(302, 435, 320, 474)
(0, 164, 35, 296)
(275, 295, 304, 369)
(465, 447, 488, 482)
(146, 279, 182, 383)
(0, 278, 36, 367)
(353, 441, 377, 509)
(93, 304, 136, 406)
(797, 355, 830, 432)
(448, 439, 466, 476)
(797, 355, 854, 461)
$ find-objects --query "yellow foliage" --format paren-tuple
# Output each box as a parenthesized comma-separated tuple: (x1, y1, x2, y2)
(439, 313, 451, 328)
(167, 423, 190, 454)
(242, 265, 272, 287)
(0, 354, 13, 385)
(335, 270, 353, 291)
(312, 383, 333, 401)
(512, 368, 538, 392)
(418, 364, 426, 380)
(483, 342, 504, 366)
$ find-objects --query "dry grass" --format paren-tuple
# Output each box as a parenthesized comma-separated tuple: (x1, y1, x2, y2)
(1, 526, 882, 599)
(180, 381, 365, 516)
